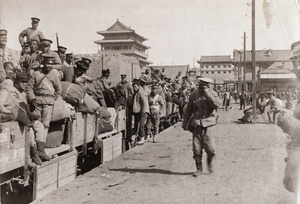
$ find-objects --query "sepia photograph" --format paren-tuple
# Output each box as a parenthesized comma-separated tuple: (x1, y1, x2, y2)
(0, 0, 299, 203)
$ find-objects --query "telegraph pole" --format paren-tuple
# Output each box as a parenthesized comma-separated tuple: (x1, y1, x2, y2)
(252, 0, 257, 123)
(243, 32, 246, 91)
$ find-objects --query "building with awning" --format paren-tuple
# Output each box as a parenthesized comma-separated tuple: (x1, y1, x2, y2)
(257, 61, 299, 92)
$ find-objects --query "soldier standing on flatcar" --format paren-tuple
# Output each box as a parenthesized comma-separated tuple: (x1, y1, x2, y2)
(61, 53, 75, 82)
(27, 54, 62, 152)
(19, 17, 45, 47)
(182, 78, 220, 177)
(57, 46, 67, 63)
(0, 29, 20, 69)
(14, 73, 50, 165)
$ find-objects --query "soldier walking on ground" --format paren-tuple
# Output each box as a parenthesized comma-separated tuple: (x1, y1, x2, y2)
(182, 78, 220, 177)
(239, 90, 246, 110)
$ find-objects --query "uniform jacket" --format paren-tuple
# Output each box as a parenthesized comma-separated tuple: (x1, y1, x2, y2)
(27, 69, 62, 105)
(61, 61, 74, 83)
(132, 86, 150, 114)
(149, 93, 164, 115)
(182, 87, 220, 128)
(19, 27, 45, 46)
(0, 47, 20, 68)
(117, 80, 133, 99)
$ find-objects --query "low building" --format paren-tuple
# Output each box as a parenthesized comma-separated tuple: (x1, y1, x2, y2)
(257, 61, 299, 93)
(197, 55, 234, 86)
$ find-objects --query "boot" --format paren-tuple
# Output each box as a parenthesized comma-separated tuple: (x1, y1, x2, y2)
(37, 142, 51, 161)
(193, 162, 203, 177)
(30, 146, 42, 165)
(0, 89, 11, 114)
(137, 137, 145, 145)
(153, 135, 157, 143)
(207, 157, 214, 173)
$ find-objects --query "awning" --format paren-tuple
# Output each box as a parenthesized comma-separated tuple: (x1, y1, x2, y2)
(260, 73, 297, 79)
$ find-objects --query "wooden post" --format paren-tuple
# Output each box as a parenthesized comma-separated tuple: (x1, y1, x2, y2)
(243, 32, 246, 91)
(252, 0, 257, 123)
(83, 113, 88, 156)
(23, 127, 30, 186)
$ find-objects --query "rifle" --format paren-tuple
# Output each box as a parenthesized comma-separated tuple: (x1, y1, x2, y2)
(56, 33, 59, 50)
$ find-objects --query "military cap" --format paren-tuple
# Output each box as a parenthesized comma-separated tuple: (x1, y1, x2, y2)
(198, 77, 212, 84)
(155, 69, 160, 73)
(82, 57, 92, 64)
(132, 78, 140, 84)
(16, 72, 30, 82)
(22, 42, 30, 48)
(139, 76, 148, 83)
(57, 46, 67, 53)
(76, 61, 89, 70)
(42, 53, 55, 64)
(157, 80, 165, 85)
(66, 53, 73, 56)
(0, 29, 7, 36)
(31, 17, 40, 23)
(102, 69, 110, 74)
(40, 39, 53, 45)
(151, 84, 158, 89)
(30, 39, 39, 43)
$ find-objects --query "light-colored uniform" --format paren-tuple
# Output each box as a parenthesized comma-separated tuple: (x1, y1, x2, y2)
(19, 27, 45, 46)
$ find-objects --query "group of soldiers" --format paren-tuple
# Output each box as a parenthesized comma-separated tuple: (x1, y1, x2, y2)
(0, 17, 198, 164)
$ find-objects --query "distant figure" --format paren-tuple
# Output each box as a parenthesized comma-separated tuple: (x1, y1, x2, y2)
(266, 91, 279, 123)
(19, 17, 45, 47)
(285, 97, 292, 110)
(239, 91, 246, 110)
(223, 89, 230, 111)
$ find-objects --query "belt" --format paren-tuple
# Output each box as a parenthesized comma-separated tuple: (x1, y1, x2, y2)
(35, 93, 54, 97)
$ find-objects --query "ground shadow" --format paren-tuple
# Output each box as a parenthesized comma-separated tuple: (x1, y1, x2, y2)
(109, 167, 194, 176)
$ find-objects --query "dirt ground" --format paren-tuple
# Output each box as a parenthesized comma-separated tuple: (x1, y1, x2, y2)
(32, 103, 295, 204)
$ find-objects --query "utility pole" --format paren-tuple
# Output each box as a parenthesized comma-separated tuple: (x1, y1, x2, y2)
(238, 53, 242, 91)
(243, 32, 246, 91)
(252, 0, 257, 123)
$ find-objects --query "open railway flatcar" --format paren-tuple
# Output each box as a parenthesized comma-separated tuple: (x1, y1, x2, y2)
(0, 102, 179, 203)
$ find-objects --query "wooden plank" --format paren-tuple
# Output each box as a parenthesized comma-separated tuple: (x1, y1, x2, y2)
(36, 182, 57, 200)
(58, 173, 75, 188)
(97, 130, 117, 140)
(0, 139, 25, 174)
(45, 144, 70, 156)
(36, 167, 58, 191)
(86, 114, 95, 143)
(0, 122, 25, 144)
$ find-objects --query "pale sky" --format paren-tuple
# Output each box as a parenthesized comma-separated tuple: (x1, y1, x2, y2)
(0, 0, 299, 66)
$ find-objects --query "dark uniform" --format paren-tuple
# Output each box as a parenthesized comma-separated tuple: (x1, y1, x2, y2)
(182, 78, 220, 177)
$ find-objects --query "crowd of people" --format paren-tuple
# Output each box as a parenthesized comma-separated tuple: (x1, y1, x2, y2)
(0, 17, 197, 165)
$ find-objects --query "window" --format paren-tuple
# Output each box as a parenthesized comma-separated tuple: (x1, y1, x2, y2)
(218, 71, 221, 74)
(201, 66, 204, 68)
(211, 71, 214, 74)
(206, 71, 209, 74)
(212, 65, 214, 68)
(229, 71, 232, 73)
(218, 65, 220, 68)
(223, 71, 226, 73)
(206, 66, 209, 68)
